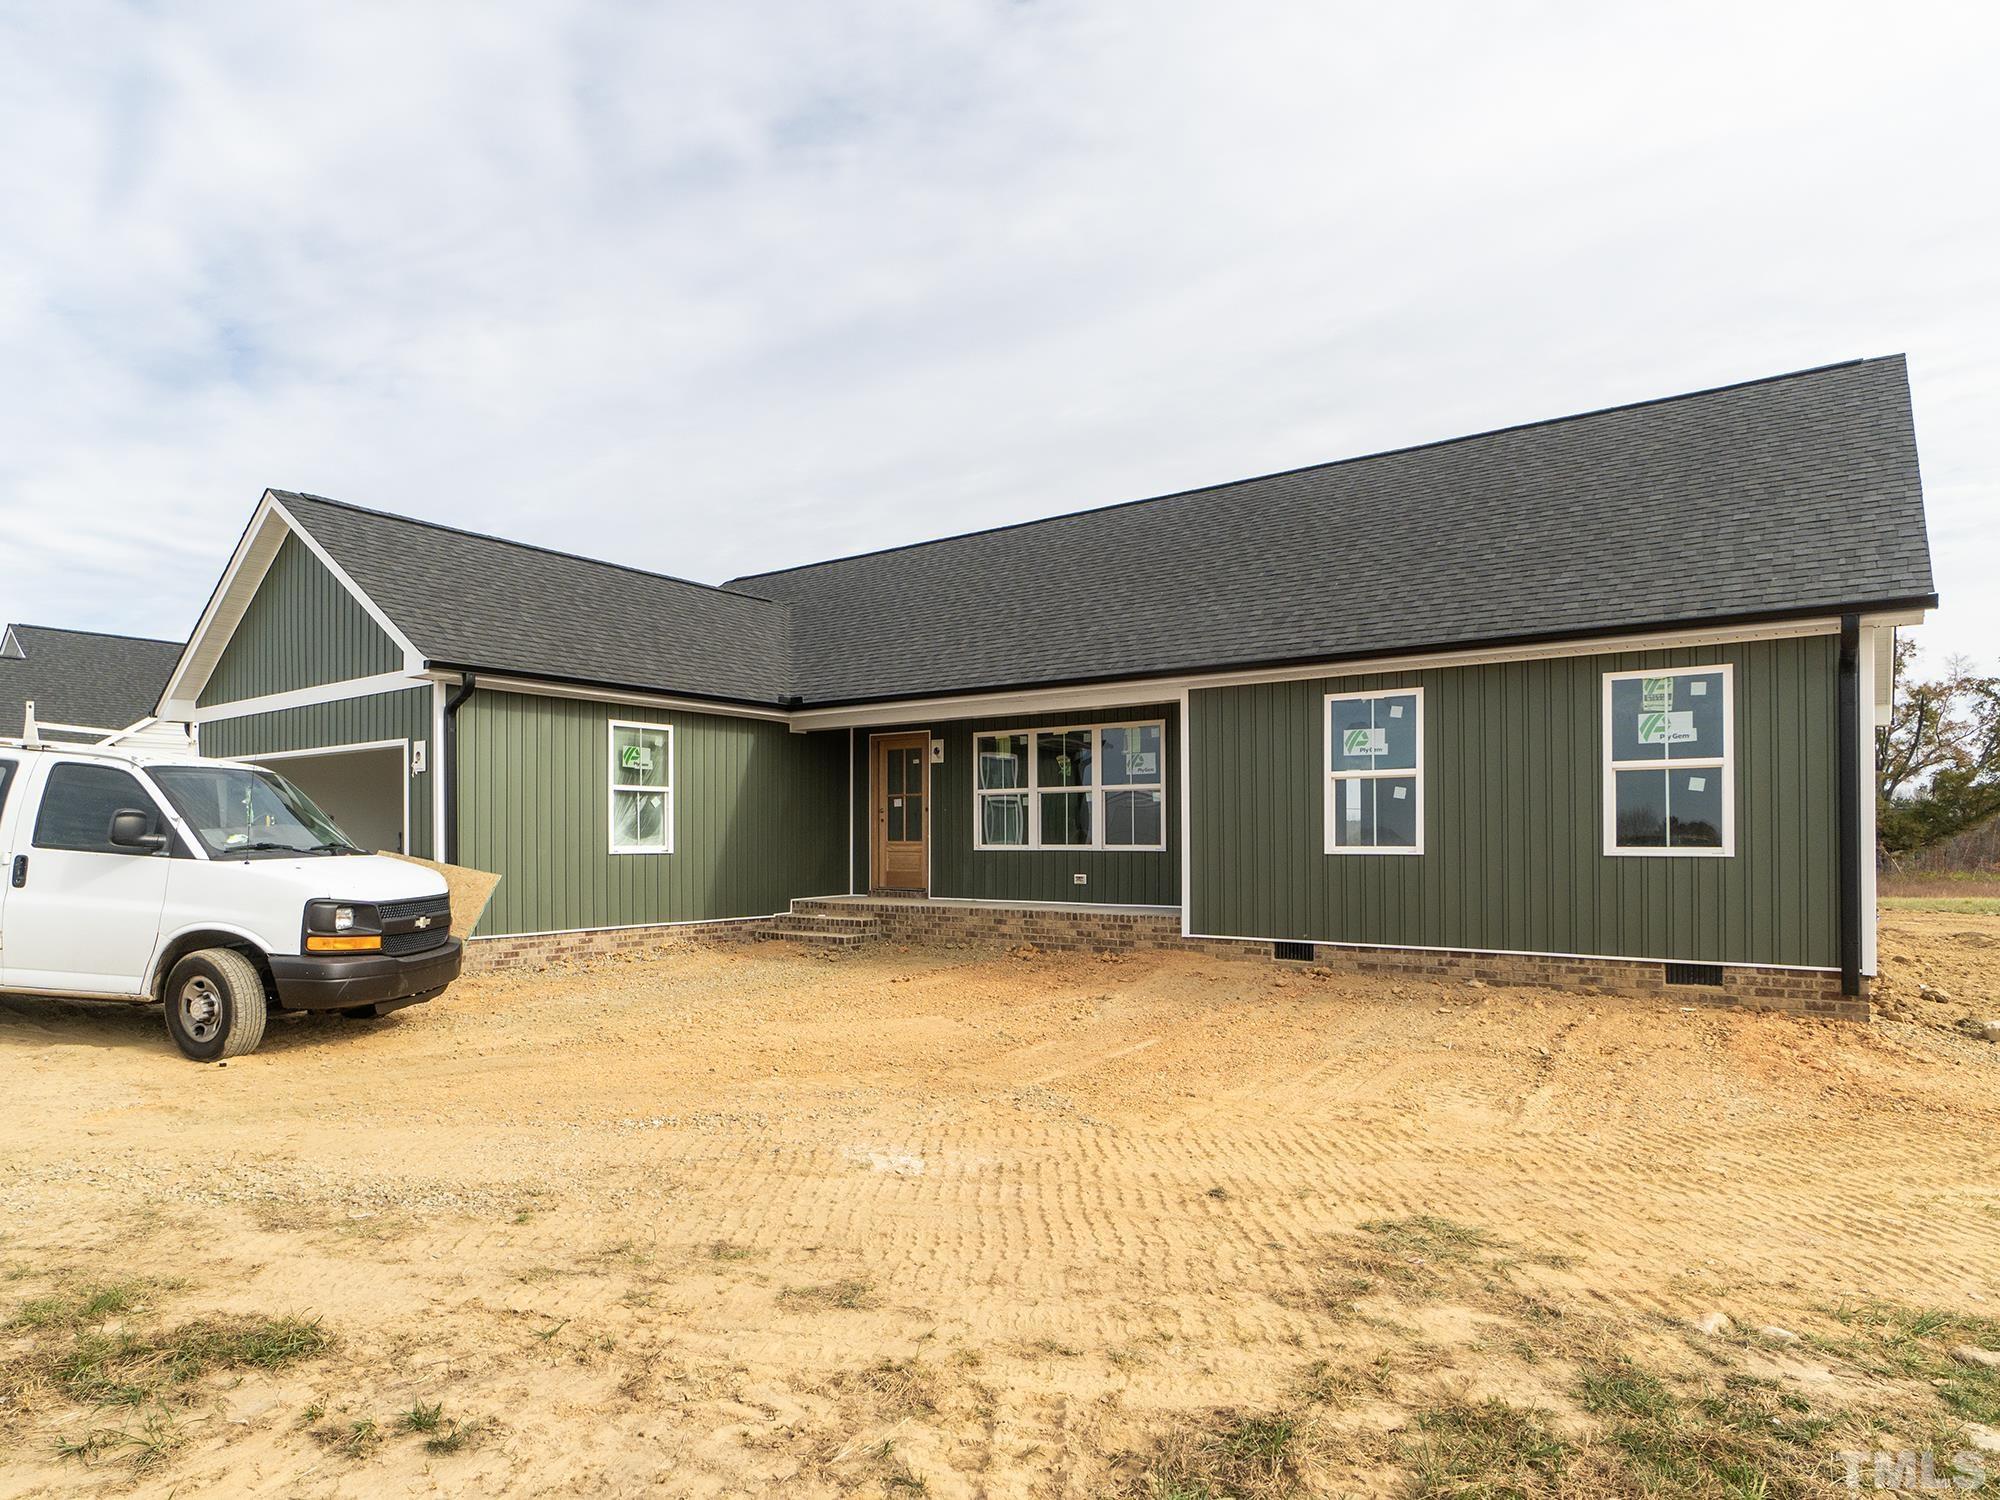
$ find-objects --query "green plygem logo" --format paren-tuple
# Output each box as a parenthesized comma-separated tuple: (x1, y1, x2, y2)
(1343, 727, 1388, 758)
(1638, 711, 1696, 745)
(1641, 676, 1673, 712)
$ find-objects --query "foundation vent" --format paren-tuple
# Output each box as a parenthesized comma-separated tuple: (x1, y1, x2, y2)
(1273, 941, 1317, 962)
(1664, 962, 1725, 988)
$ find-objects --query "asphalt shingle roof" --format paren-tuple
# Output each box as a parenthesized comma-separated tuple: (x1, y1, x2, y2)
(264, 356, 1933, 711)
(270, 493, 796, 706)
(1, 625, 185, 738)
(732, 355, 1934, 705)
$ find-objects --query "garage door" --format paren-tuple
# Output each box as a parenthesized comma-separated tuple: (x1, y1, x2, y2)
(249, 744, 407, 855)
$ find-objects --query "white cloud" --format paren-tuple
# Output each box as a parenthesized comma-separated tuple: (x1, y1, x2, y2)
(0, 0, 1993, 669)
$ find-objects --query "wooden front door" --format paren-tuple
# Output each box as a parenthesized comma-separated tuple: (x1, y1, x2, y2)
(871, 733, 930, 893)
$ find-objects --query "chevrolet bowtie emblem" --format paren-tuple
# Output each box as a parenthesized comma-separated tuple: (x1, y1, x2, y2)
(413, 915, 432, 930)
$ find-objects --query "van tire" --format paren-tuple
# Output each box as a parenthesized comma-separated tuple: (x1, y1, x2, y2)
(163, 949, 269, 1062)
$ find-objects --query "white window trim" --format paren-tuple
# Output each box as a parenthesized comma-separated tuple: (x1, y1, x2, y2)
(972, 718, 1168, 852)
(608, 718, 674, 855)
(1322, 686, 1425, 855)
(1601, 664, 1734, 858)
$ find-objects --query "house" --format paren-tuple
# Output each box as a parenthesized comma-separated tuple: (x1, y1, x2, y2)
(157, 356, 1936, 1016)
(1, 624, 191, 749)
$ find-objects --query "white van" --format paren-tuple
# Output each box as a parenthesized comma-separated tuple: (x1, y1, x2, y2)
(0, 738, 461, 1061)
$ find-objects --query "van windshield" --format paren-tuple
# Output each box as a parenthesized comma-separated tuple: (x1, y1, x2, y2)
(149, 765, 361, 859)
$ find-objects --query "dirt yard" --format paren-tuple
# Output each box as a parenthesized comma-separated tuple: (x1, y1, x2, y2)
(3, 915, 1998, 1497)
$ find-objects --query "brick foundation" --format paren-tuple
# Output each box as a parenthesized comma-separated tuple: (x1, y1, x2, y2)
(463, 899, 1866, 1021)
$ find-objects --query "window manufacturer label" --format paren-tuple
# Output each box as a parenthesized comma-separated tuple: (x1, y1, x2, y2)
(1342, 727, 1388, 757)
(1641, 676, 1674, 712)
(1637, 710, 1696, 744)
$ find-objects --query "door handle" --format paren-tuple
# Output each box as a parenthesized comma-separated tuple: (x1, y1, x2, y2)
(10, 855, 25, 888)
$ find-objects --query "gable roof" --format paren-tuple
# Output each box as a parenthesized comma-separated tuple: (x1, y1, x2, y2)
(733, 355, 1934, 705)
(268, 493, 796, 707)
(180, 355, 1935, 715)
(1, 625, 185, 739)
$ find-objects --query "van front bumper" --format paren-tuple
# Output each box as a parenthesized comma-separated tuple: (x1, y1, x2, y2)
(269, 939, 462, 1013)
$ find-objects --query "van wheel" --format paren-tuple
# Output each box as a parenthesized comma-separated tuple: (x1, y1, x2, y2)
(163, 949, 269, 1062)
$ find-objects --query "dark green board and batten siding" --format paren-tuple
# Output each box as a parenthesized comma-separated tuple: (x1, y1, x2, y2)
(1187, 636, 1839, 969)
(457, 690, 847, 937)
(199, 534, 401, 708)
(199, 688, 436, 860)
(849, 705, 1181, 906)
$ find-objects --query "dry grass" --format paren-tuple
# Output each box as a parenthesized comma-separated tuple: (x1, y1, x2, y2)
(1, 1278, 332, 1472)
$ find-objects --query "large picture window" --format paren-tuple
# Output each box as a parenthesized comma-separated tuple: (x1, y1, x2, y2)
(974, 720, 1165, 851)
(1602, 666, 1732, 856)
(609, 720, 673, 854)
(1324, 688, 1422, 853)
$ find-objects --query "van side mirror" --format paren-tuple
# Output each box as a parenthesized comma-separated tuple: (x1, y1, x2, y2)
(109, 809, 169, 853)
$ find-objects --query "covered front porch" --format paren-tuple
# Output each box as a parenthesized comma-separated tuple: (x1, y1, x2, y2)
(843, 701, 1183, 907)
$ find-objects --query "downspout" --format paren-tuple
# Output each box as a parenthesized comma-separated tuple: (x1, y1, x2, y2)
(442, 672, 477, 865)
(1836, 615, 1862, 999)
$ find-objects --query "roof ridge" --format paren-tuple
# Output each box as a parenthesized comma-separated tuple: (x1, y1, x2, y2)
(730, 355, 1895, 584)
(6, 622, 184, 647)
(271, 490, 786, 607)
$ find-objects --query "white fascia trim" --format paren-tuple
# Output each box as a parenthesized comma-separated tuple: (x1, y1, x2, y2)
(787, 617, 1845, 731)
(1183, 928, 1842, 975)
(265, 496, 425, 673)
(420, 671, 793, 724)
(190, 671, 426, 724)
(160, 491, 424, 717)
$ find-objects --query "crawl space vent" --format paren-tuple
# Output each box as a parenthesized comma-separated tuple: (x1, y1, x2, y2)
(1273, 941, 1316, 962)
(1664, 962, 1725, 988)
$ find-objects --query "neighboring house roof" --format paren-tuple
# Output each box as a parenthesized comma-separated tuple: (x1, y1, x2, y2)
(1, 625, 186, 739)
(734, 355, 1934, 705)
(270, 493, 796, 706)
(181, 355, 1936, 714)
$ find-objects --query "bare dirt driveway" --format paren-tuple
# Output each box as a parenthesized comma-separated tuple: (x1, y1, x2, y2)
(3, 916, 1998, 1497)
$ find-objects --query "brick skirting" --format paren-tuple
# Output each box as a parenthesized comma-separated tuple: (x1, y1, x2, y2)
(463, 899, 1866, 1021)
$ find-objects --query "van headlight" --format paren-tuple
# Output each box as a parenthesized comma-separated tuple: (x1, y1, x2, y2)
(303, 900, 382, 952)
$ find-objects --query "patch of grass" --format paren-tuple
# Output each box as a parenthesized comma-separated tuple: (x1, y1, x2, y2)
(1405, 1394, 1570, 1498)
(779, 1277, 879, 1311)
(8, 1312, 332, 1414)
(423, 1415, 487, 1455)
(1131, 1407, 1327, 1499)
(707, 1240, 756, 1262)
(398, 1399, 445, 1434)
(313, 1416, 381, 1459)
(1314, 1216, 1568, 1316)
(1879, 895, 2000, 913)
(51, 1410, 183, 1472)
(828, 1356, 940, 1415)
(7, 1281, 149, 1332)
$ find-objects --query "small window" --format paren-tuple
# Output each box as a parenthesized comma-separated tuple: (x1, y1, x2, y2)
(973, 720, 1167, 851)
(609, 720, 672, 854)
(1324, 688, 1422, 854)
(0, 758, 15, 818)
(1603, 666, 1732, 856)
(33, 763, 166, 855)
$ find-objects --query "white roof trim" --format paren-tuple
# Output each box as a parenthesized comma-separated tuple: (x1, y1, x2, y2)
(157, 491, 425, 719)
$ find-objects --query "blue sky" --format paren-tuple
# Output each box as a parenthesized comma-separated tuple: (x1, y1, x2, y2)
(1, 2, 1994, 667)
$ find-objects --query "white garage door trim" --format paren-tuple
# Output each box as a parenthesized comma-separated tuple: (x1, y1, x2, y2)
(241, 738, 410, 856)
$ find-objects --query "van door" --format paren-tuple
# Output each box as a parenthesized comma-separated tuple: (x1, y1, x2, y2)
(0, 759, 174, 996)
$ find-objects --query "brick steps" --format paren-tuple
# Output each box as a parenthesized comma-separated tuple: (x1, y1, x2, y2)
(740, 901, 883, 951)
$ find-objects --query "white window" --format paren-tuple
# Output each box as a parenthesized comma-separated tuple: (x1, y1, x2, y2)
(973, 720, 1166, 851)
(608, 720, 672, 854)
(1324, 688, 1422, 854)
(1602, 665, 1733, 857)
